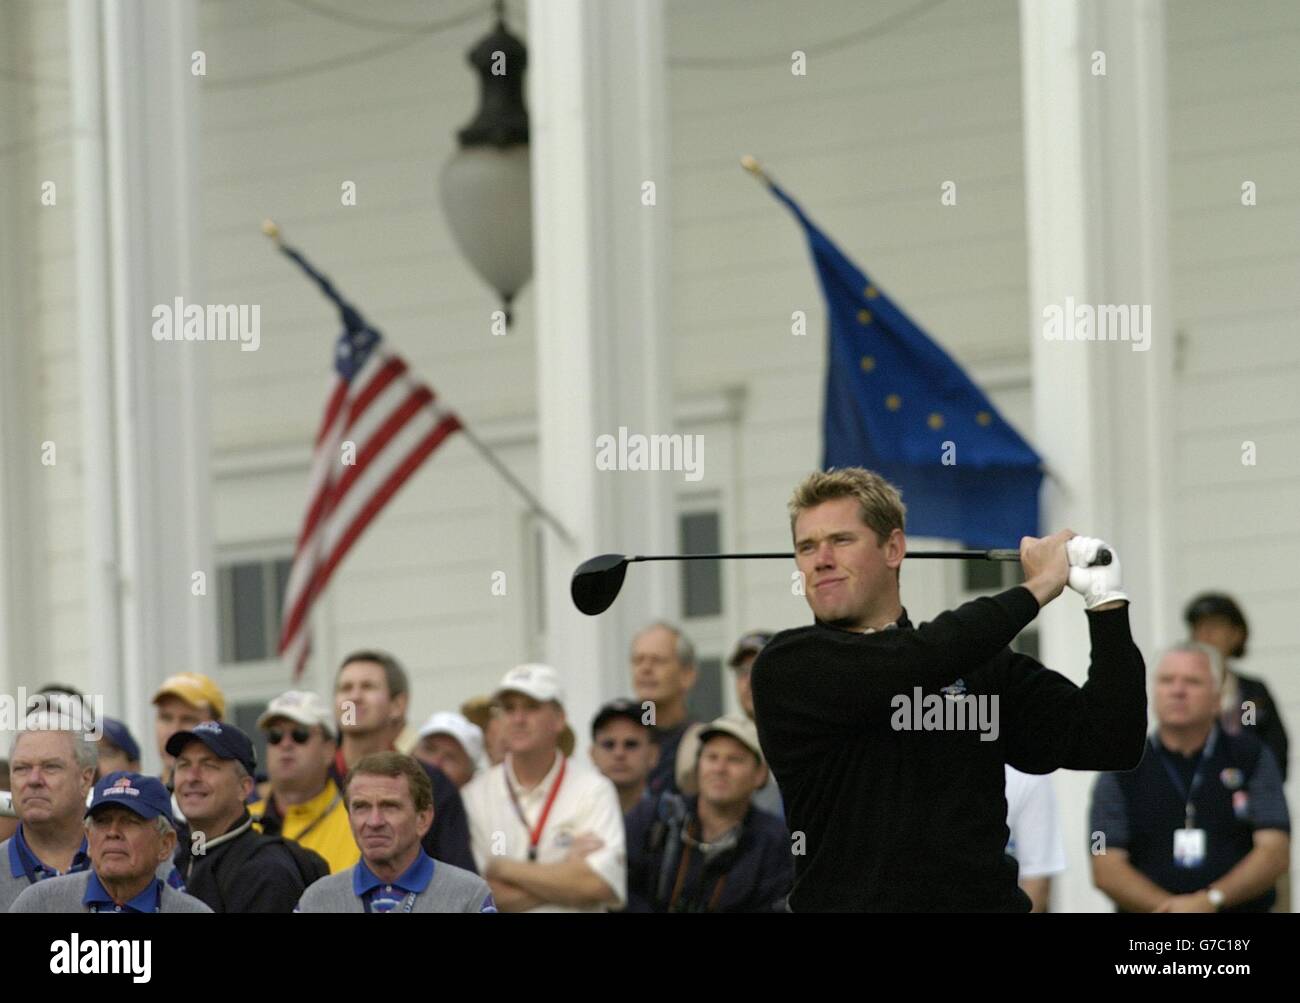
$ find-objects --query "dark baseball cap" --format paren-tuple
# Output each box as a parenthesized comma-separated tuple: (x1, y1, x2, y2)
(99, 717, 141, 763)
(166, 720, 257, 775)
(1184, 593, 1248, 656)
(1184, 593, 1247, 631)
(591, 698, 648, 739)
(87, 771, 174, 824)
(728, 630, 774, 668)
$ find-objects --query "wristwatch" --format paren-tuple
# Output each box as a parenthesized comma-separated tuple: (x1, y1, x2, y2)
(1206, 887, 1225, 911)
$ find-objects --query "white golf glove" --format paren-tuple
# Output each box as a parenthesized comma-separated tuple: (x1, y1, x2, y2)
(1067, 536, 1128, 610)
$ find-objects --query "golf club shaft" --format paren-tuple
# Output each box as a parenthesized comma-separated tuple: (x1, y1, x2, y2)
(630, 550, 1024, 562)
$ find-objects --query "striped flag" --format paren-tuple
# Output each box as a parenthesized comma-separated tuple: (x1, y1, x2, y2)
(276, 273, 461, 679)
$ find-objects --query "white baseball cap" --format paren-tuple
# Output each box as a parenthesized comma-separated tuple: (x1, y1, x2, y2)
(416, 712, 485, 764)
(698, 714, 765, 766)
(256, 690, 337, 739)
(493, 663, 564, 705)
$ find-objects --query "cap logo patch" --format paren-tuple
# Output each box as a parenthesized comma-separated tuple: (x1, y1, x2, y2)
(106, 777, 141, 797)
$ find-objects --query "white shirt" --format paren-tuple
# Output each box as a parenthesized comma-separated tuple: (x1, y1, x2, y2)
(462, 752, 626, 913)
(1004, 765, 1066, 879)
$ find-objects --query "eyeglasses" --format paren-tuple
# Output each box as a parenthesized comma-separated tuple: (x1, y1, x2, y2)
(597, 738, 646, 752)
(267, 727, 312, 746)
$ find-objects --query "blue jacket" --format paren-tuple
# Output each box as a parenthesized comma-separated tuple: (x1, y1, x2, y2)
(623, 794, 792, 913)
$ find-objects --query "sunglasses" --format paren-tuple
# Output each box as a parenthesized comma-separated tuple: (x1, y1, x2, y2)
(267, 727, 313, 746)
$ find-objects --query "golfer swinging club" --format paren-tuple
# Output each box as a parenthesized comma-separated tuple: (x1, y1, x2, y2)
(751, 468, 1147, 911)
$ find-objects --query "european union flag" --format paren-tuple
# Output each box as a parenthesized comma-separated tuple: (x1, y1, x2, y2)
(768, 181, 1042, 548)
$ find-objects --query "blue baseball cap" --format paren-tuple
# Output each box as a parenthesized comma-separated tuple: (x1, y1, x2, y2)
(87, 771, 175, 824)
(99, 717, 141, 763)
(166, 720, 257, 775)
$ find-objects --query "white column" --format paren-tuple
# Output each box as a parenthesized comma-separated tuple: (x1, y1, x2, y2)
(69, 0, 123, 726)
(101, 0, 215, 760)
(529, 0, 676, 747)
(1020, 0, 1174, 912)
(0, 2, 40, 701)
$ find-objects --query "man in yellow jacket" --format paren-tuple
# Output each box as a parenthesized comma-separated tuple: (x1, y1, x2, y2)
(250, 691, 359, 874)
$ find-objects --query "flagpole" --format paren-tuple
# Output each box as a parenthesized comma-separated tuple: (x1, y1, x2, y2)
(740, 154, 772, 186)
(261, 219, 575, 546)
(455, 423, 574, 544)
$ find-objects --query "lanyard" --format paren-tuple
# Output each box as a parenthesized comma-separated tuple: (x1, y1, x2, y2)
(504, 756, 567, 862)
(1155, 728, 1217, 827)
(668, 821, 729, 913)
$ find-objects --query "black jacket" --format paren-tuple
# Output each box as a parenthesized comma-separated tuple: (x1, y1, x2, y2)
(646, 720, 697, 798)
(416, 761, 476, 872)
(175, 813, 314, 913)
(752, 586, 1147, 912)
(1228, 672, 1289, 782)
(624, 794, 793, 912)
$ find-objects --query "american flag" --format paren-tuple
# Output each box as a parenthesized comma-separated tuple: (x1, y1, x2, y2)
(277, 296, 461, 679)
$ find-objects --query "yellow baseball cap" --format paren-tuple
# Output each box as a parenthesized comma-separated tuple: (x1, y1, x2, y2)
(152, 672, 226, 720)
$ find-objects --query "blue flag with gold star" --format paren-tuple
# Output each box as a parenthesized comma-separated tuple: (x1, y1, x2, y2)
(768, 182, 1042, 547)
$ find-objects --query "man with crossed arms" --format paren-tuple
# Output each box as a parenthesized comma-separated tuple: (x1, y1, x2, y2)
(462, 664, 626, 912)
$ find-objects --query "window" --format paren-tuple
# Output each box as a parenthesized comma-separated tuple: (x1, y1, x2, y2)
(961, 558, 1038, 658)
(218, 556, 293, 664)
(688, 656, 724, 722)
(963, 559, 1005, 593)
(679, 511, 722, 617)
(678, 507, 725, 721)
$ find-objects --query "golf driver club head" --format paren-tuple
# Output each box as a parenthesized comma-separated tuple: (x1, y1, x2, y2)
(571, 553, 631, 616)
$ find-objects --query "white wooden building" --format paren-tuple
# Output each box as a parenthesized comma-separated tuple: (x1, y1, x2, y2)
(0, 0, 1295, 911)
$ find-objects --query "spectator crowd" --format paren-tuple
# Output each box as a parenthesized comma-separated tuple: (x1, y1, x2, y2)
(0, 591, 1289, 913)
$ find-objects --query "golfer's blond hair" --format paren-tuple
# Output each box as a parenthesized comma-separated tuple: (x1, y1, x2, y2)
(788, 468, 906, 542)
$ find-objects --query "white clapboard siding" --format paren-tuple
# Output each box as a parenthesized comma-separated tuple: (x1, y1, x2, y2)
(1167, 0, 1300, 902)
(669, 0, 1032, 643)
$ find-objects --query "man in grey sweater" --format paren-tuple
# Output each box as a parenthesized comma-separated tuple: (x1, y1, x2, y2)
(11, 772, 210, 913)
(0, 723, 97, 911)
(297, 752, 494, 913)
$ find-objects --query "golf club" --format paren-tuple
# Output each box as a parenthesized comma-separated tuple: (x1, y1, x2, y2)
(571, 546, 1111, 615)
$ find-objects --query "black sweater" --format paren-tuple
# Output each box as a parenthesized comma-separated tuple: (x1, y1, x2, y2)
(1232, 672, 1289, 782)
(175, 813, 311, 913)
(750, 586, 1146, 912)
